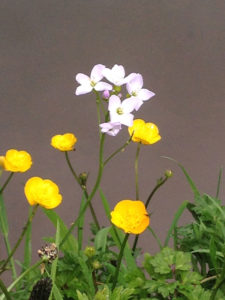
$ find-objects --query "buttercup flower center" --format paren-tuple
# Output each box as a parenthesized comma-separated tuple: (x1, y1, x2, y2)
(116, 107, 123, 115)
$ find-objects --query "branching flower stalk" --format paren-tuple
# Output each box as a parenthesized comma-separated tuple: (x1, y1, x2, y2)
(0, 172, 14, 194)
(60, 124, 106, 248)
(65, 151, 100, 230)
(132, 173, 170, 253)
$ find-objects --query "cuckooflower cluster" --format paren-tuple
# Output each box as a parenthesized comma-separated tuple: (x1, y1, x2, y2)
(75, 64, 155, 136)
(24, 177, 62, 209)
(111, 200, 150, 234)
(51, 133, 77, 151)
(0, 149, 32, 172)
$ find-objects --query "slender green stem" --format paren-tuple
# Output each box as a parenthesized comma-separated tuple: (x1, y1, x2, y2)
(65, 152, 100, 230)
(132, 175, 168, 254)
(95, 91, 102, 129)
(112, 233, 129, 290)
(104, 135, 133, 166)
(145, 176, 168, 209)
(135, 143, 141, 200)
(0, 173, 14, 194)
(216, 167, 222, 199)
(0, 279, 12, 300)
(201, 275, 217, 284)
(0, 205, 39, 275)
(60, 133, 106, 248)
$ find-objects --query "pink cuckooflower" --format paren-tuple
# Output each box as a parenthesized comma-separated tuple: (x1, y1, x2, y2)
(75, 64, 112, 95)
(126, 73, 155, 110)
(102, 64, 135, 86)
(108, 95, 136, 127)
(99, 122, 122, 136)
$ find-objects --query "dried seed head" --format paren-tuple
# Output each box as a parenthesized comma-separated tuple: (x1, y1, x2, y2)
(37, 243, 58, 263)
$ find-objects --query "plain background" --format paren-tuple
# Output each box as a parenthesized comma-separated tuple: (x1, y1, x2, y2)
(1, 0, 225, 281)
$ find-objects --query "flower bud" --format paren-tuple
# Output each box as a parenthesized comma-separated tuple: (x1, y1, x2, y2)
(84, 246, 96, 258)
(165, 169, 173, 178)
(79, 172, 88, 188)
(92, 260, 101, 269)
(102, 90, 110, 99)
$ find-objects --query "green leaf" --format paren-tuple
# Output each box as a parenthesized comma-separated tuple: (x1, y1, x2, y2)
(164, 201, 188, 247)
(162, 157, 200, 198)
(77, 290, 89, 300)
(77, 253, 95, 297)
(111, 285, 135, 300)
(94, 285, 110, 300)
(209, 236, 218, 271)
(109, 227, 136, 271)
(94, 226, 111, 251)
(43, 208, 78, 253)
(51, 283, 64, 300)
(99, 188, 111, 220)
(0, 193, 9, 236)
(216, 167, 223, 199)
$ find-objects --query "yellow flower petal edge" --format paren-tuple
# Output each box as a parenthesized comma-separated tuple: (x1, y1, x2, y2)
(24, 177, 62, 209)
(128, 119, 161, 145)
(51, 133, 77, 151)
(3, 149, 32, 172)
(111, 200, 150, 234)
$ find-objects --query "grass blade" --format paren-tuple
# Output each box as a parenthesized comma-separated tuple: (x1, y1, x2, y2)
(43, 208, 78, 253)
(164, 200, 188, 247)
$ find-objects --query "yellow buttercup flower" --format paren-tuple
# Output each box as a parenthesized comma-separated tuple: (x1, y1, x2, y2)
(3, 149, 32, 172)
(24, 177, 62, 209)
(51, 133, 77, 151)
(128, 119, 161, 145)
(111, 200, 150, 234)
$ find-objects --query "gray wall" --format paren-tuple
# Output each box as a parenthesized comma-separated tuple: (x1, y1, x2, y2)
(1, 0, 225, 274)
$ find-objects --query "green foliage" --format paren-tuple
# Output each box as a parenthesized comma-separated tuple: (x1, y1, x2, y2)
(143, 247, 210, 299)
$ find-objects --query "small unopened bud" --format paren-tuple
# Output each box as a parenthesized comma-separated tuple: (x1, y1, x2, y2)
(92, 260, 101, 269)
(79, 172, 88, 188)
(165, 169, 173, 178)
(84, 246, 96, 258)
(102, 90, 110, 99)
